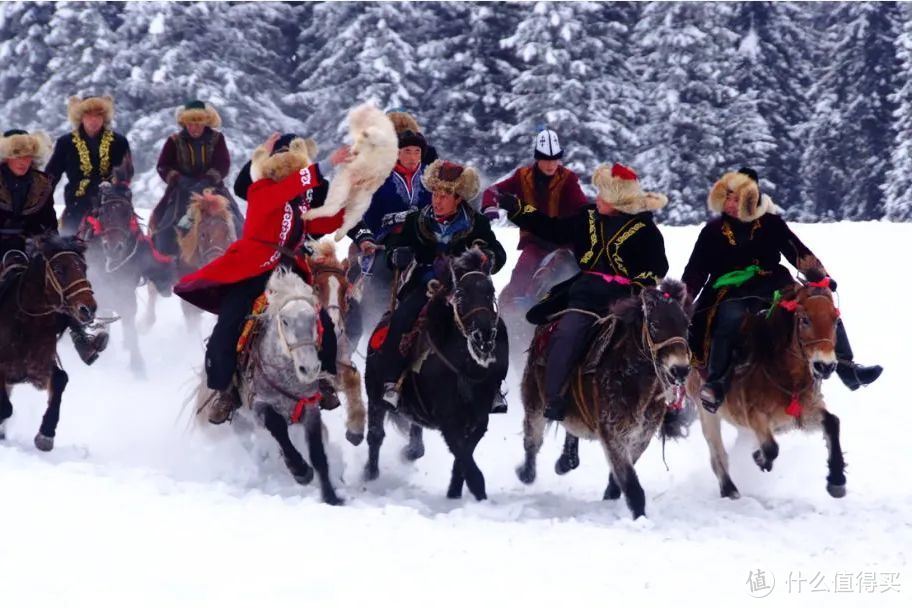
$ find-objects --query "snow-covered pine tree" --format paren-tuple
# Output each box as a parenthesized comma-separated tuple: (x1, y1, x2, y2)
(0, 2, 56, 132)
(885, 3, 912, 221)
(801, 1, 901, 221)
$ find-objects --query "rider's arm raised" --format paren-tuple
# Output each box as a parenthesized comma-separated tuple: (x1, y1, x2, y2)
(472, 213, 508, 273)
(504, 200, 581, 245)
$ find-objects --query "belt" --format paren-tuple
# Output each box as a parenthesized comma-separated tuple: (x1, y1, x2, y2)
(583, 271, 632, 285)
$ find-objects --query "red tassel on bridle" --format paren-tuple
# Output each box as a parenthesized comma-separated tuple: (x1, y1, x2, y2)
(785, 392, 802, 418)
(807, 276, 830, 289)
(779, 299, 798, 312)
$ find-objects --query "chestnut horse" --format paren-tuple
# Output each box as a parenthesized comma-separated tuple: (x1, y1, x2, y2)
(686, 272, 846, 500)
(309, 238, 367, 445)
(0, 235, 97, 451)
(517, 279, 693, 519)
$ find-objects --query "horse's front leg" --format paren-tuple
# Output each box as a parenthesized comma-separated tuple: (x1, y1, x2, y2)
(555, 432, 580, 475)
(821, 409, 847, 498)
(340, 363, 366, 446)
(35, 365, 68, 452)
(140, 282, 158, 333)
(443, 419, 488, 501)
(699, 405, 740, 499)
(364, 398, 386, 481)
(261, 405, 313, 485)
(599, 429, 646, 519)
(402, 424, 425, 461)
(516, 372, 545, 485)
(748, 411, 779, 473)
(122, 294, 145, 378)
(302, 406, 343, 506)
(0, 382, 12, 441)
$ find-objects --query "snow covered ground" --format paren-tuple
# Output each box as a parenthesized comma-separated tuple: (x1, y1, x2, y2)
(1, 219, 909, 607)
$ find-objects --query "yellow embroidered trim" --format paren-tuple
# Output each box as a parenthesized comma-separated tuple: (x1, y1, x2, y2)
(749, 219, 761, 240)
(609, 220, 645, 277)
(580, 209, 598, 265)
(72, 129, 113, 197)
(721, 222, 736, 246)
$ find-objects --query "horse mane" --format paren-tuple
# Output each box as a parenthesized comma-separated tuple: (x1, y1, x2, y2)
(452, 246, 490, 276)
(312, 238, 339, 264)
(39, 234, 86, 256)
(265, 267, 314, 313)
(658, 277, 694, 317)
(744, 287, 798, 364)
(611, 293, 643, 325)
(177, 190, 235, 264)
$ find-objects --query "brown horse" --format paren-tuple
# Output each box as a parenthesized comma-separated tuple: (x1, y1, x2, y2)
(516, 279, 693, 519)
(145, 188, 237, 331)
(0, 235, 97, 451)
(686, 272, 846, 500)
(309, 238, 367, 445)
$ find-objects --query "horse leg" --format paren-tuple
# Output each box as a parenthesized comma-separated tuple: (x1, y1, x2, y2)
(341, 364, 366, 446)
(302, 406, 343, 506)
(364, 400, 386, 481)
(821, 409, 847, 498)
(261, 406, 314, 485)
(35, 366, 68, 452)
(555, 432, 580, 475)
(446, 458, 465, 499)
(443, 422, 488, 501)
(123, 298, 146, 378)
(748, 412, 779, 473)
(182, 299, 202, 333)
(605, 433, 652, 500)
(599, 431, 647, 519)
(402, 424, 425, 461)
(141, 282, 157, 332)
(0, 384, 12, 440)
(516, 398, 546, 485)
(699, 406, 740, 499)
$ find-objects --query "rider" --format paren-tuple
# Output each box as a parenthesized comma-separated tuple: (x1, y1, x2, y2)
(150, 100, 244, 258)
(378, 159, 507, 410)
(481, 128, 588, 305)
(174, 133, 354, 424)
(0, 129, 109, 365)
(44, 94, 133, 235)
(495, 163, 670, 421)
(682, 167, 883, 411)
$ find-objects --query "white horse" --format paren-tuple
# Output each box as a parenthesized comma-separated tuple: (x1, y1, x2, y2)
(194, 267, 343, 505)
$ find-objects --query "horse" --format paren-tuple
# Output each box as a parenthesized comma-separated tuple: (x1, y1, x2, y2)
(516, 279, 693, 519)
(685, 271, 846, 500)
(145, 187, 237, 331)
(364, 246, 509, 501)
(0, 235, 97, 451)
(81, 182, 176, 375)
(308, 238, 367, 446)
(194, 267, 343, 505)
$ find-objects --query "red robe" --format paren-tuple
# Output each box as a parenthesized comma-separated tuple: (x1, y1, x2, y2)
(174, 165, 344, 313)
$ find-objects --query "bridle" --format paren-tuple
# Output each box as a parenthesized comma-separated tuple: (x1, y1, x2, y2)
(311, 263, 350, 318)
(194, 213, 233, 264)
(270, 294, 322, 357)
(637, 290, 691, 395)
(447, 267, 500, 366)
(10, 250, 94, 319)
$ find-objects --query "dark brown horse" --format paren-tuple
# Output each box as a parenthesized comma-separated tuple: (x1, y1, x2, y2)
(82, 182, 175, 375)
(516, 279, 693, 519)
(0, 235, 97, 450)
(686, 272, 846, 500)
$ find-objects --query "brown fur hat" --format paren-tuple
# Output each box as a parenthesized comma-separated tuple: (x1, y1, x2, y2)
(0, 130, 53, 166)
(422, 159, 480, 201)
(175, 100, 222, 129)
(67, 95, 114, 128)
(387, 111, 420, 135)
(708, 170, 779, 222)
(592, 163, 667, 214)
(250, 136, 318, 183)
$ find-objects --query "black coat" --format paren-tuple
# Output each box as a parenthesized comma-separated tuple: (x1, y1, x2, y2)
(0, 165, 57, 254)
(682, 212, 823, 363)
(506, 202, 669, 323)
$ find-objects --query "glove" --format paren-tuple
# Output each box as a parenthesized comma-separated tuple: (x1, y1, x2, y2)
(390, 247, 414, 270)
(381, 211, 410, 228)
(495, 191, 522, 214)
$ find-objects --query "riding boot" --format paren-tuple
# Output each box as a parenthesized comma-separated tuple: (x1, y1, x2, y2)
(700, 329, 736, 413)
(543, 312, 593, 421)
(491, 388, 508, 414)
(834, 318, 883, 391)
(69, 321, 109, 366)
(208, 386, 241, 425)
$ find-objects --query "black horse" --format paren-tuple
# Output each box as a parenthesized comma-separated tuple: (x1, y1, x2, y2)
(364, 247, 508, 500)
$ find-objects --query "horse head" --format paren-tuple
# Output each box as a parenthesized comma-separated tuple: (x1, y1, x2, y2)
(263, 268, 322, 384)
(27, 234, 96, 325)
(773, 269, 839, 380)
(613, 278, 692, 386)
(178, 188, 237, 268)
(95, 182, 139, 269)
(445, 245, 500, 367)
(309, 238, 350, 335)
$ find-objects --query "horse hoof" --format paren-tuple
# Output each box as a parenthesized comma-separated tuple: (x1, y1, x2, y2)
(721, 478, 741, 500)
(345, 430, 364, 446)
(34, 433, 54, 452)
(364, 465, 379, 482)
(603, 484, 622, 501)
(402, 445, 425, 462)
(323, 493, 345, 507)
(752, 450, 773, 472)
(446, 488, 463, 499)
(516, 464, 536, 485)
(555, 454, 579, 475)
(827, 483, 847, 498)
(285, 458, 313, 486)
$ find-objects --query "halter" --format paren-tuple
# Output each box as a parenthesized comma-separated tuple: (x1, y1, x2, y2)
(101, 226, 141, 273)
(311, 262, 350, 317)
(270, 294, 321, 356)
(192, 213, 233, 264)
(448, 268, 500, 366)
(637, 291, 691, 402)
(779, 292, 837, 362)
(15, 250, 94, 319)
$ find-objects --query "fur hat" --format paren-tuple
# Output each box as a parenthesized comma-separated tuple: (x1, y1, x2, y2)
(0, 129, 52, 166)
(708, 167, 779, 222)
(398, 129, 427, 151)
(250, 135, 318, 183)
(592, 163, 667, 214)
(534, 129, 563, 160)
(387, 110, 420, 135)
(176, 100, 222, 129)
(67, 95, 114, 128)
(422, 159, 480, 201)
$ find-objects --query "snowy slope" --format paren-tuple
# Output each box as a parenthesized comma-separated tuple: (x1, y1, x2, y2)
(0, 220, 909, 607)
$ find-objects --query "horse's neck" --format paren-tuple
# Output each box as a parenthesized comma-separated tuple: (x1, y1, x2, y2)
(749, 315, 810, 386)
(13, 261, 53, 317)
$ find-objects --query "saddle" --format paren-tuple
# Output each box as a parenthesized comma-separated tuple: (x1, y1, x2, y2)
(529, 312, 617, 374)
(236, 293, 269, 369)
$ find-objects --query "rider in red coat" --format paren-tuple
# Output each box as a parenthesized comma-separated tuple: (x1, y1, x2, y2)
(176, 133, 349, 424)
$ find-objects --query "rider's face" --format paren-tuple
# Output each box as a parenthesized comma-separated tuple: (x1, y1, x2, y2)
(432, 190, 460, 218)
(536, 159, 560, 176)
(5, 157, 32, 176)
(398, 146, 422, 171)
(723, 189, 740, 216)
(185, 123, 205, 138)
(81, 113, 105, 137)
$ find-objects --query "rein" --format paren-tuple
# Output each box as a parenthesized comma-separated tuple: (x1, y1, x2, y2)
(14, 251, 93, 319)
(448, 269, 500, 365)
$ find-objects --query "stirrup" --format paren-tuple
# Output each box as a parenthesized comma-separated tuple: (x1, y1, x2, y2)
(491, 390, 508, 414)
(699, 383, 723, 413)
(382, 382, 400, 408)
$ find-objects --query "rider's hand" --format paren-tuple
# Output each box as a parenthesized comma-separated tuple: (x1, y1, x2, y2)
(263, 131, 282, 154)
(359, 240, 378, 256)
(495, 191, 522, 214)
(391, 247, 414, 270)
(329, 145, 353, 167)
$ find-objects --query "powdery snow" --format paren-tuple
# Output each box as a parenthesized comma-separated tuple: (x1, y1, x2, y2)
(0, 220, 909, 607)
